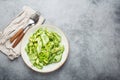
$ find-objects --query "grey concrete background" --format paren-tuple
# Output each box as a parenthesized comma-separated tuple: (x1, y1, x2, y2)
(0, 0, 120, 80)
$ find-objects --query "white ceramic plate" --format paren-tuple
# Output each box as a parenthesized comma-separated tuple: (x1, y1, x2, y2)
(21, 25, 69, 73)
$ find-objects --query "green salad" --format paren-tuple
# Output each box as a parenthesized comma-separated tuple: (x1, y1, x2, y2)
(25, 28, 64, 69)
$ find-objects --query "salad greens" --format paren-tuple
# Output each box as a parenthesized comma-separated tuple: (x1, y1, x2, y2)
(25, 28, 64, 69)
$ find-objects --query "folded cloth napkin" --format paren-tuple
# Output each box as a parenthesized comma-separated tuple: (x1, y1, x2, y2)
(0, 6, 45, 60)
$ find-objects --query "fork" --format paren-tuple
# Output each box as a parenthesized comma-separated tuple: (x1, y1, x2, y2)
(10, 12, 40, 48)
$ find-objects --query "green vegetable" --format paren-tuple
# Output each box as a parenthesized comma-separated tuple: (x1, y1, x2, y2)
(25, 28, 64, 69)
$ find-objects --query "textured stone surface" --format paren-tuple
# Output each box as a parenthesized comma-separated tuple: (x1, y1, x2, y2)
(0, 0, 120, 80)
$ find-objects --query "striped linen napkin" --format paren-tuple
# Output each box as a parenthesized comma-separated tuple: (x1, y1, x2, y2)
(0, 6, 45, 60)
